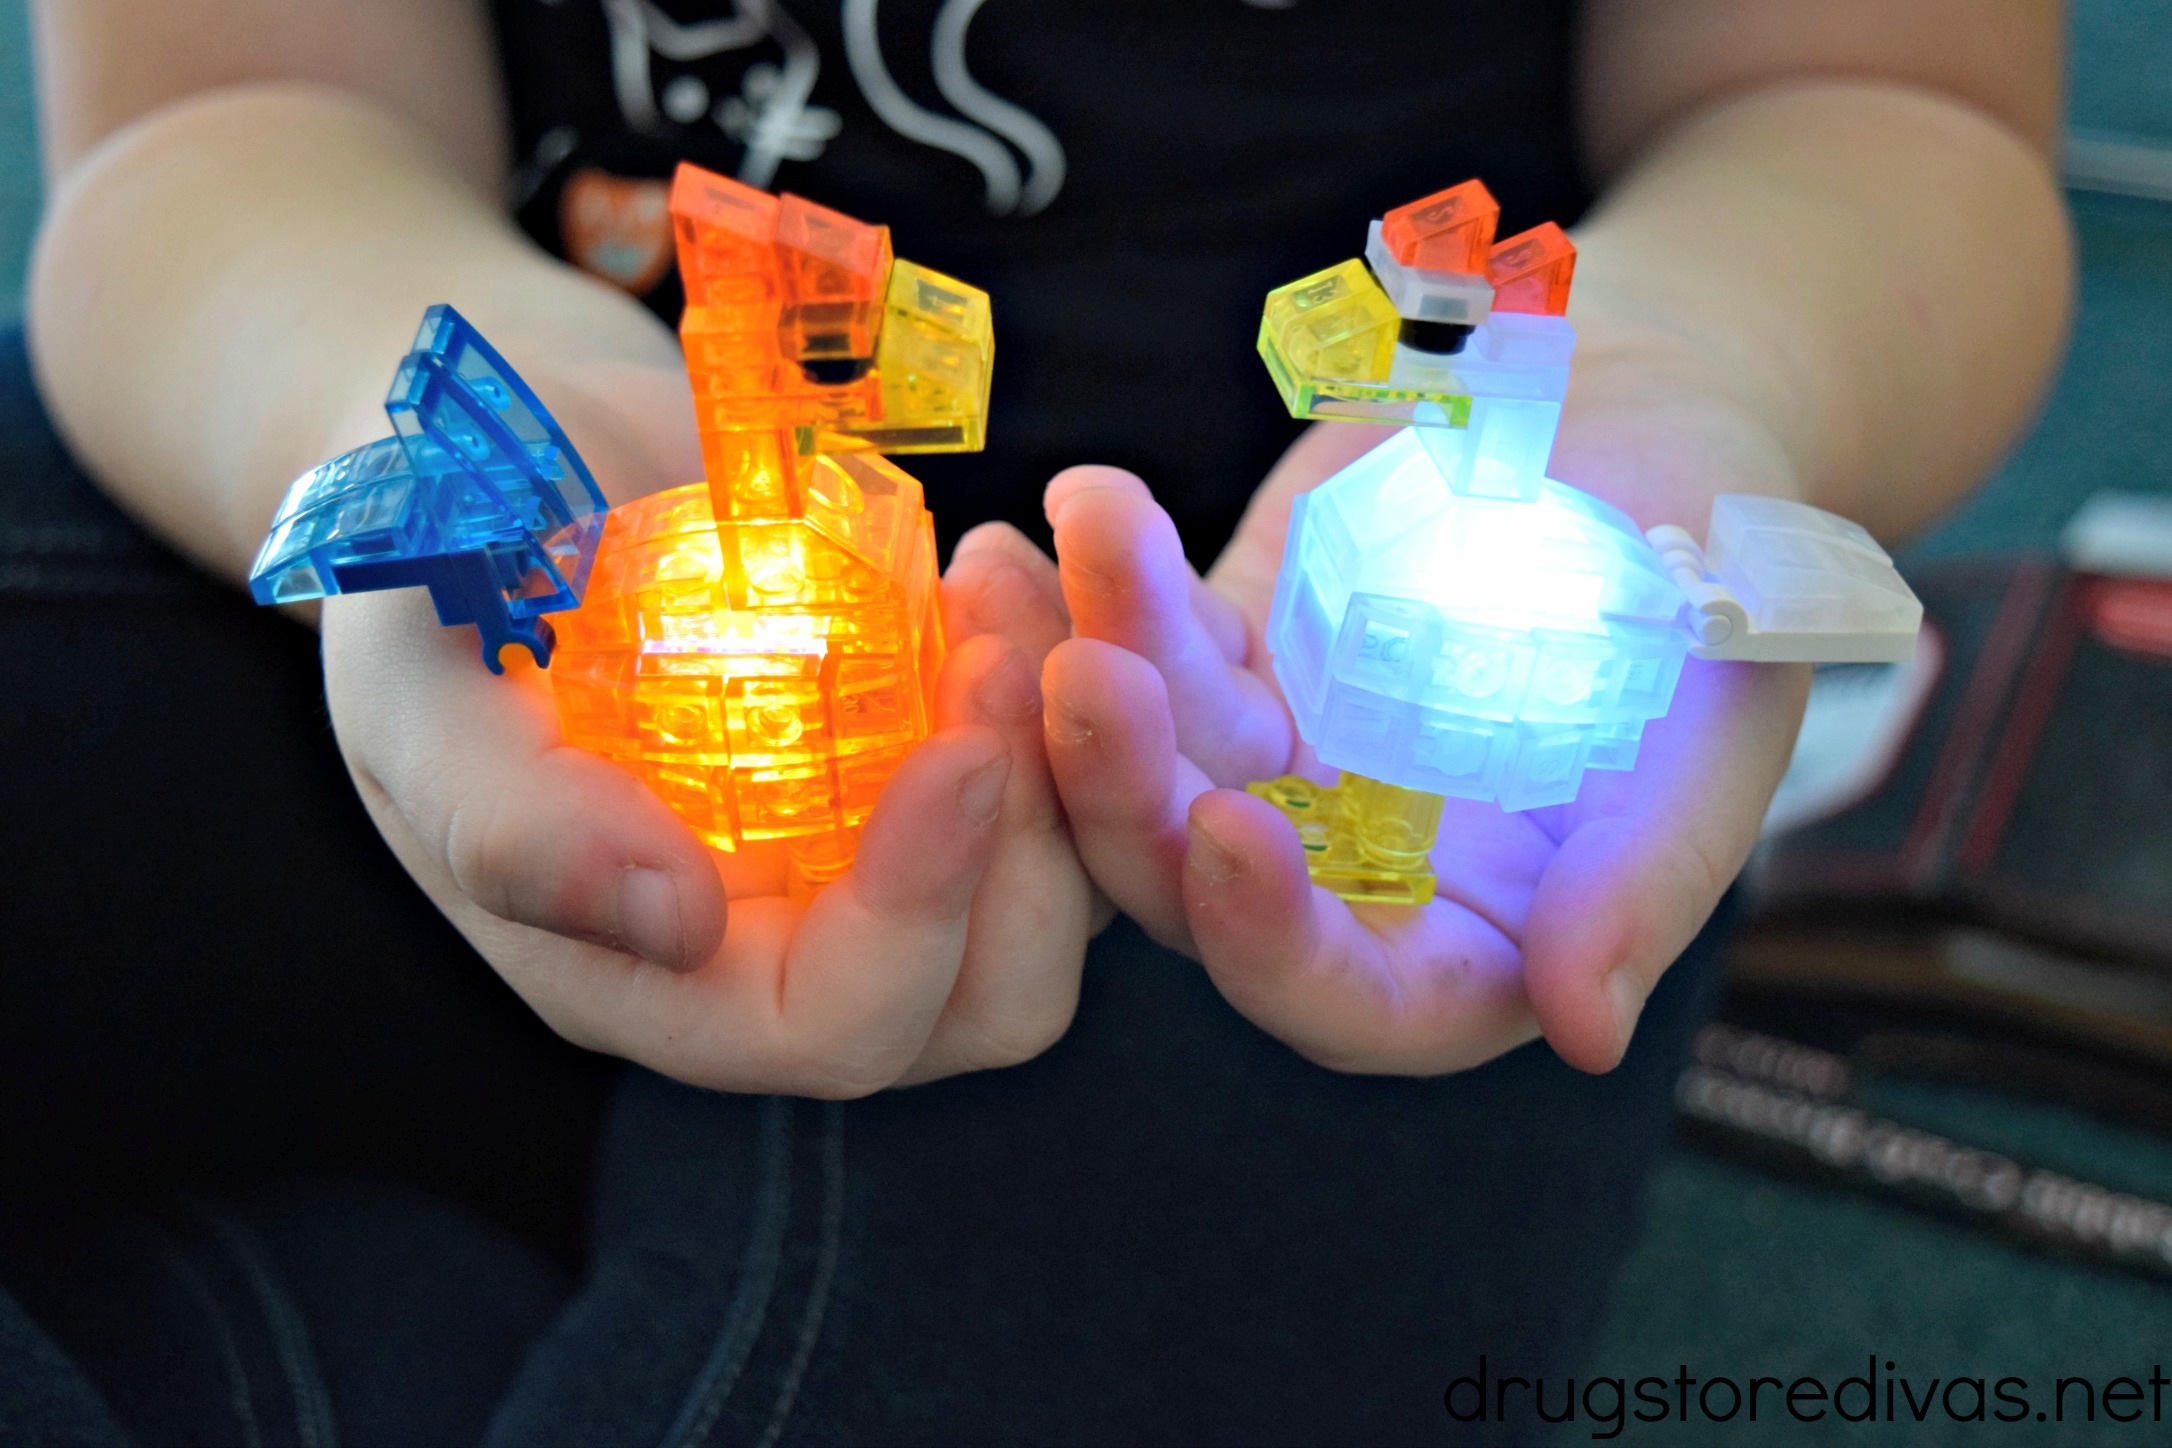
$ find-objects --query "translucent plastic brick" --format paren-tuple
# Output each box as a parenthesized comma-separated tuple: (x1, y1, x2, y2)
(671, 172, 781, 344)
(1258, 260, 1475, 426)
(1248, 177, 1922, 905)
(663, 162, 989, 503)
(775, 193, 893, 363)
(1262, 260, 1399, 385)
(1379, 180, 1500, 274)
(670, 166, 780, 294)
(673, 168, 791, 413)
(1263, 427, 1688, 811)
(552, 450, 940, 880)
(1365, 220, 1496, 327)
(550, 163, 991, 891)
(1486, 223, 1577, 316)
(832, 258, 993, 453)
(1701, 494, 1923, 658)
(1244, 772, 1446, 906)
(248, 304, 607, 671)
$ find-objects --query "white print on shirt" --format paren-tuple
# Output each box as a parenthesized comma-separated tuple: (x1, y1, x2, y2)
(596, 0, 839, 188)
(591, 0, 1066, 214)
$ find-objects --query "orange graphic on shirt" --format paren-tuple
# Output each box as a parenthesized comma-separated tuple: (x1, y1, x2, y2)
(560, 168, 674, 296)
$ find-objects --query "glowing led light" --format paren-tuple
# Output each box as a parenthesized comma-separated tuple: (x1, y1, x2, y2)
(549, 164, 991, 892)
(1267, 426, 1692, 817)
(638, 613, 833, 658)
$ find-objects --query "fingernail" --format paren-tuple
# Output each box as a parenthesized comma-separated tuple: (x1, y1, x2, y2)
(1605, 969, 1647, 1052)
(1045, 692, 1094, 747)
(1045, 481, 1092, 530)
(956, 753, 1011, 826)
(1188, 814, 1244, 887)
(971, 647, 1040, 723)
(617, 867, 689, 971)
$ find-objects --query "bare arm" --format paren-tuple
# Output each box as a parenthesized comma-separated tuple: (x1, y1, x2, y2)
(22, 2, 1095, 1095)
(1562, 0, 2070, 539)
(1043, 0, 2075, 1078)
(32, 0, 508, 187)
(26, 0, 699, 582)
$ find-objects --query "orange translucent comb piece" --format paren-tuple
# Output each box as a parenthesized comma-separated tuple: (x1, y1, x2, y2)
(775, 194, 893, 362)
(1379, 179, 1500, 275)
(1487, 222, 1577, 316)
(670, 167, 779, 302)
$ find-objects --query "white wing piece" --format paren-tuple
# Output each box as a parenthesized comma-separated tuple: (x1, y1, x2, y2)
(1646, 495, 1924, 663)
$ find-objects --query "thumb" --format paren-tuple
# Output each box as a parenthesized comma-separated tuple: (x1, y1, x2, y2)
(1520, 658, 1807, 1072)
(325, 588, 728, 973)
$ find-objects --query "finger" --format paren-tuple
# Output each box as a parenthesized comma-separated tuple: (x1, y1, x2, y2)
(325, 589, 727, 973)
(1044, 465, 1247, 664)
(757, 725, 1012, 1093)
(901, 632, 1096, 1080)
(1208, 422, 1393, 632)
(1181, 789, 1538, 1075)
(1042, 461, 1153, 525)
(942, 521, 1070, 665)
(1189, 574, 1251, 665)
(328, 588, 1025, 1097)
(1050, 476, 1291, 786)
(1521, 659, 1811, 1073)
(501, 725, 1015, 1096)
(1041, 637, 1212, 955)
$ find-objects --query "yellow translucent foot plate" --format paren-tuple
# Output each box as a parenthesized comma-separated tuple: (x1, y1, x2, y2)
(1245, 774, 1440, 907)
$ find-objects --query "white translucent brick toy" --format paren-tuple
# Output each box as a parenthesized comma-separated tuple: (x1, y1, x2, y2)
(1649, 496, 1924, 663)
(1269, 427, 1692, 815)
(1250, 179, 1924, 906)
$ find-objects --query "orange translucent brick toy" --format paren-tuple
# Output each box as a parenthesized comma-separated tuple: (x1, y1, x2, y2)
(550, 163, 993, 894)
(1486, 222, 1576, 317)
(1378, 179, 1500, 274)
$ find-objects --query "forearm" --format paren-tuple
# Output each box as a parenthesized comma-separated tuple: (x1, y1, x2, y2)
(1557, 79, 2072, 538)
(27, 84, 697, 583)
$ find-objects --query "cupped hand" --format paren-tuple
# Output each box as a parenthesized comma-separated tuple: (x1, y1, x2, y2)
(1040, 416, 1808, 1077)
(320, 469, 1095, 1096)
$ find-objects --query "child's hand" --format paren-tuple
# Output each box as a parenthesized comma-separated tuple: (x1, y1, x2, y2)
(1040, 419, 1808, 1077)
(319, 499, 1094, 1097)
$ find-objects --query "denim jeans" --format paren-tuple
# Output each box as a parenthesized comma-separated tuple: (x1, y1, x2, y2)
(0, 324, 1724, 1446)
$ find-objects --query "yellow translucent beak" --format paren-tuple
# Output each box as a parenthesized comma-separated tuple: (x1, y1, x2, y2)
(822, 257, 994, 454)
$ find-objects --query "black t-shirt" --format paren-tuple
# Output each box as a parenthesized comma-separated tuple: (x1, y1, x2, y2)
(491, 0, 1587, 558)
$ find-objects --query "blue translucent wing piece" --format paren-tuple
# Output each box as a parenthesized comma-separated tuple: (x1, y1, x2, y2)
(388, 305, 609, 605)
(247, 305, 609, 672)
